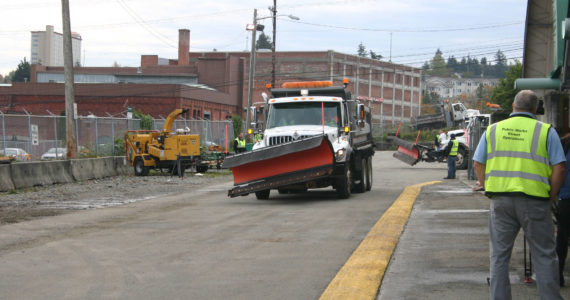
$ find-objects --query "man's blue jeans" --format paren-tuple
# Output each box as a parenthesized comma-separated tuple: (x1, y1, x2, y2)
(447, 156, 456, 179)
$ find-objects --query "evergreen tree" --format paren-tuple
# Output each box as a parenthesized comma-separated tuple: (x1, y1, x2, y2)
(428, 49, 451, 77)
(493, 50, 508, 77)
(369, 50, 382, 60)
(422, 61, 430, 71)
(256, 33, 272, 50)
(491, 60, 522, 108)
(357, 42, 368, 57)
(447, 56, 458, 74)
(458, 57, 467, 73)
(480, 57, 488, 76)
(12, 58, 30, 82)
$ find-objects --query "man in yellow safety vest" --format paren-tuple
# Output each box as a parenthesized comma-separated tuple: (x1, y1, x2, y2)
(234, 133, 246, 153)
(473, 90, 566, 300)
(443, 133, 458, 179)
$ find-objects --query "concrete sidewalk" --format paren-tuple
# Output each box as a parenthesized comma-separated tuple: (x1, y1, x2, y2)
(377, 174, 570, 299)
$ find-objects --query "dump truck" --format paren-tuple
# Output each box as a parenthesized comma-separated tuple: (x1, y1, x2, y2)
(125, 109, 209, 176)
(222, 79, 375, 199)
(413, 101, 476, 129)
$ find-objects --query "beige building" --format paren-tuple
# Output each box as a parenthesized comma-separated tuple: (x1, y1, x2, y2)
(423, 76, 498, 99)
(31, 25, 82, 67)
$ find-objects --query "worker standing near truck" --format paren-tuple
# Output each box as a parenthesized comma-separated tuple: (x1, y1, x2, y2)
(234, 133, 246, 153)
(443, 134, 458, 179)
(473, 90, 565, 300)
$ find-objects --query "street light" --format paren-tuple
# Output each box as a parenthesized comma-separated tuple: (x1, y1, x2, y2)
(245, 8, 299, 133)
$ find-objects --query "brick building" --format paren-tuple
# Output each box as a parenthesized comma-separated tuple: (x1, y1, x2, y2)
(1, 29, 421, 126)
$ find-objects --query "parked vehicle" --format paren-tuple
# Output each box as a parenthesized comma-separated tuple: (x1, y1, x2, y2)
(412, 101, 477, 130)
(125, 109, 209, 176)
(390, 114, 491, 170)
(41, 148, 67, 160)
(0, 148, 31, 161)
(222, 79, 375, 199)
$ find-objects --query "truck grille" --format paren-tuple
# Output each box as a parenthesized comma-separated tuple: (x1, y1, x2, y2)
(268, 135, 311, 146)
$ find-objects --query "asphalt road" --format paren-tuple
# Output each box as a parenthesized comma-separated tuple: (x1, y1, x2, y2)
(0, 151, 445, 300)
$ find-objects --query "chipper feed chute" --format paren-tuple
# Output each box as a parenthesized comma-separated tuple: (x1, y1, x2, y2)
(387, 136, 421, 166)
(222, 135, 334, 197)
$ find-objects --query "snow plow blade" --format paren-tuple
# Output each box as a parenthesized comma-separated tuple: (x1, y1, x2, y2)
(222, 135, 334, 197)
(387, 136, 421, 166)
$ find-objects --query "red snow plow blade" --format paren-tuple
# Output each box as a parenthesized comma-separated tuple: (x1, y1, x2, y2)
(222, 135, 334, 197)
(387, 136, 421, 166)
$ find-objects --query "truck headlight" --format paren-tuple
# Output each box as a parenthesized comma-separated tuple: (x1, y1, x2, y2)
(335, 148, 346, 161)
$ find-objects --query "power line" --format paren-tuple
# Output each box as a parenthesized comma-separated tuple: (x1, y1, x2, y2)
(281, 19, 524, 33)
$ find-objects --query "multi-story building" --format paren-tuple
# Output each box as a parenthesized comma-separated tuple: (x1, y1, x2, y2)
(423, 75, 498, 99)
(3, 29, 421, 127)
(31, 25, 82, 67)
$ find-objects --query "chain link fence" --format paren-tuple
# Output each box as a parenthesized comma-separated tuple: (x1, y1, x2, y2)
(0, 112, 234, 160)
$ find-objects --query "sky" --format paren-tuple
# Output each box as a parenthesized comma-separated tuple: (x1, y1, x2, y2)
(0, 0, 527, 77)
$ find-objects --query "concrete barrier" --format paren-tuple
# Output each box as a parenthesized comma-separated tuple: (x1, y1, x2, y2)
(92, 157, 117, 178)
(70, 159, 94, 182)
(114, 156, 133, 176)
(0, 164, 15, 192)
(42, 160, 74, 185)
(8, 157, 135, 191)
(10, 160, 73, 189)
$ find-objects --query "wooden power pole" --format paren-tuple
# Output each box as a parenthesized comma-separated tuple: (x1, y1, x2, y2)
(61, 0, 77, 158)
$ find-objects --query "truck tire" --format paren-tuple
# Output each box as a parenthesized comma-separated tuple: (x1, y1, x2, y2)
(456, 147, 468, 170)
(196, 165, 208, 173)
(255, 189, 270, 200)
(354, 158, 367, 193)
(134, 158, 148, 176)
(366, 156, 373, 191)
(336, 164, 352, 199)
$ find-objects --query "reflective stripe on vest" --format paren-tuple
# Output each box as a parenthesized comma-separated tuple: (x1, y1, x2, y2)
(485, 116, 552, 199)
(235, 138, 246, 148)
(449, 140, 459, 156)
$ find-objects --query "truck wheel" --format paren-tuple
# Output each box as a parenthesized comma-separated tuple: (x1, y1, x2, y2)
(336, 164, 352, 199)
(366, 156, 373, 191)
(255, 189, 270, 200)
(354, 159, 367, 193)
(456, 147, 468, 170)
(134, 158, 148, 176)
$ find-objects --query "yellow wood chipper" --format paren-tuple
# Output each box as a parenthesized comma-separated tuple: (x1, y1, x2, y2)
(125, 109, 209, 176)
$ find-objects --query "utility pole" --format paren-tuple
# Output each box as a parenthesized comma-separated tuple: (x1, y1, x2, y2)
(271, 0, 277, 87)
(246, 9, 258, 134)
(61, 0, 77, 158)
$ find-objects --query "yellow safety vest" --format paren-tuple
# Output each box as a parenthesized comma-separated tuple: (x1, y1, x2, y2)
(235, 137, 246, 149)
(485, 116, 552, 199)
(449, 140, 459, 156)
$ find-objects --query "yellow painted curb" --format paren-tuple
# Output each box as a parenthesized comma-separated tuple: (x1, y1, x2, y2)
(319, 181, 441, 300)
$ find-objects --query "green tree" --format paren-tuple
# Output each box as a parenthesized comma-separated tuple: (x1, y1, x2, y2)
(490, 60, 522, 109)
(12, 58, 30, 82)
(256, 33, 272, 50)
(357, 42, 368, 57)
(493, 50, 508, 77)
(369, 50, 382, 60)
(447, 56, 458, 73)
(427, 49, 452, 77)
(232, 114, 243, 136)
(133, 110, 154, 130)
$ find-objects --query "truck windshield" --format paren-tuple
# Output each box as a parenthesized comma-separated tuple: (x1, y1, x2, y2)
(267, 102, 340, 129)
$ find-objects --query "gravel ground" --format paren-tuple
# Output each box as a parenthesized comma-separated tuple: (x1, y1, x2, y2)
(0, 170, 233, 224)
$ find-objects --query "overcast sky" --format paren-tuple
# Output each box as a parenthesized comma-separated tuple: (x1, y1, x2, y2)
(0, 0, 527, 76)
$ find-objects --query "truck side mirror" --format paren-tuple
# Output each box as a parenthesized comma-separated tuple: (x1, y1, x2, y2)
(357, 104, 365, 128)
